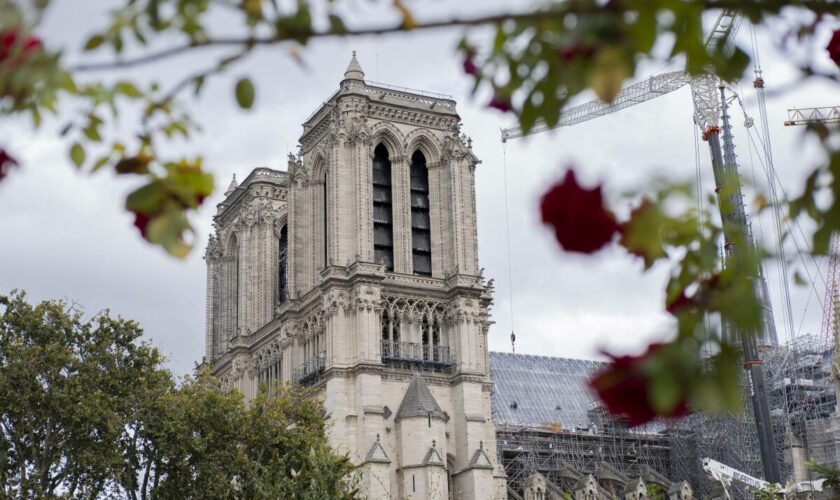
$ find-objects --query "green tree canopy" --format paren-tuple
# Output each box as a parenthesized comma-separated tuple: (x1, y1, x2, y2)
(0, 290, 357, 499)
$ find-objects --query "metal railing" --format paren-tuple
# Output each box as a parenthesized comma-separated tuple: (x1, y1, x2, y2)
(381, 340, 454, 365)
(294, 351, 326, 385)
(364, 80, 454, 101)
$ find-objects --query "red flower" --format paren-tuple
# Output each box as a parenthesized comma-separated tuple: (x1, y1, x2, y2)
(486, 93, 512, 113)
(589, 344, 690, 426)
(0, 30, 42, 63)
(1, 30, 43, 102)
(463, 56, 479, 76)
(0, 148, 18, 182)
(132, 211, 151, 238)
(827, 29, 840, 67)
(540, 170, 620, 253)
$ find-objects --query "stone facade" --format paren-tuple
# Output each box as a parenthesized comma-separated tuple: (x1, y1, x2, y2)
(204, 53, 506, 499)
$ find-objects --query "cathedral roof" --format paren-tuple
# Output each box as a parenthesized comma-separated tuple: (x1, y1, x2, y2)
(396, 373, 445, 420)
(344, 51, 365, 80)
(488, 351, 606, 430)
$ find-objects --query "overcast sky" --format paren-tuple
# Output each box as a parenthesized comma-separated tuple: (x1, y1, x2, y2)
(1, 1, 838, 375)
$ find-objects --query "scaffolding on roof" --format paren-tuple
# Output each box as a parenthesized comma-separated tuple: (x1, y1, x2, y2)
(490, 337, 840, 499)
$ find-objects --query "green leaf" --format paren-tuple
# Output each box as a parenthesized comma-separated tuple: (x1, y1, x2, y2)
(115, 155, 153, 175)
(328, 15, 346, 34)
(793, 270, 807, 286)
(84, 35, 105, 51)
(70, 143, 85, 167)
(235, 78, 255, 109)
(649, 367, 681, 414)
(126, 182, 165, 213)
(83, 126, 101, 142)
(193, 76, 205, 97)
(145, 204, 192, 258)
(588, 47, 630, 103)
(92, 156, 111, 172)
(115, 82, 143, 98)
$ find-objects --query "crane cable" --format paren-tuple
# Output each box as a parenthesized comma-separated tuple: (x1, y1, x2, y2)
(747, 23, 807, 477)
(741, 83, 793, 344)
(743, 126, 827, 333)
(731, 82, 828, 333)
(692, 114, 714, 357)
(502, 141, 517, 352)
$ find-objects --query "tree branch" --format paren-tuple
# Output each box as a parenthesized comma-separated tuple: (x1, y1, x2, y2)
(68, 10, 552, 72)
(69, 0, 839, 74)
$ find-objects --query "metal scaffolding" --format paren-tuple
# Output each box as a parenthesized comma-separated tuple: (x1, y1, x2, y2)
(490, 338, 840, 498)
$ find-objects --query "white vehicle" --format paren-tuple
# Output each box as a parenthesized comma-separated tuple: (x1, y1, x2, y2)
(702, 458, 826, 499)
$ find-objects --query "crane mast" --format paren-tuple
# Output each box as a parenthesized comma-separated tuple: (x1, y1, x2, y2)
(500, 9, 783, 482)
(709, 84, 780, 483)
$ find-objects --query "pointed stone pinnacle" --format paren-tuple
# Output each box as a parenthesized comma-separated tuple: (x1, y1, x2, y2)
(344, 51, 365, 80)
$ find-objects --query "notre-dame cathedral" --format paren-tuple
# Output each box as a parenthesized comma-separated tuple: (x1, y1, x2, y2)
(203, 53, 507, 499)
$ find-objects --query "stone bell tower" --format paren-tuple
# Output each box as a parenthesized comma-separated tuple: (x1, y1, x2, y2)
(205, 53, 506, 499)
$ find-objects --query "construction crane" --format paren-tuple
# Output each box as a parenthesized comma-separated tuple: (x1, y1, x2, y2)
(702, 457, 825, 500)
(784, 106, 840, 127)
(501, 10, 782, 483)
(500, 12, 741, 141)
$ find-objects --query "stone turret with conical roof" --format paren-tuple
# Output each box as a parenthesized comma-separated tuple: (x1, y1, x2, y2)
(396, 373, 448, 499)
(343, 50, 365, 80)
(224, 174, 238, 197)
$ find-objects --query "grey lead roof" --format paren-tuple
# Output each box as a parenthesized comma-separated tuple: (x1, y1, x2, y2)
(396, 373, 446, 420)
(488, 351, 606, 429)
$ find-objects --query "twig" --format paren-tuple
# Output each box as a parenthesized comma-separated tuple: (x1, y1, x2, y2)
(69, 10, 563, 72)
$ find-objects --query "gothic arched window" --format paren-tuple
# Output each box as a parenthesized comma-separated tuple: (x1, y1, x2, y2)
(322, 169, 328, 268)
(421, 315, 431, 361)
(278, 225, 288, 303)
(432, 317, 440, 361)
(227, 234, 240, 346)
(381, 310, 401, 357)
(372, 144, 394, 271)
(410, 151, 431, 276)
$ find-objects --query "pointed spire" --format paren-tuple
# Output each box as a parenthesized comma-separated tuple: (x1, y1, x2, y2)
(344, 50, 365, 81)
(224, 174, 238, 197)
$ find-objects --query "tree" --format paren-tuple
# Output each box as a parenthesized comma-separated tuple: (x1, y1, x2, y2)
(123, 377, 358, 499)
(2, 0, 839, 422)
(0, 290, 357, 499)
(0, 289, 168, 497)
(806, 460, 840, 495)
